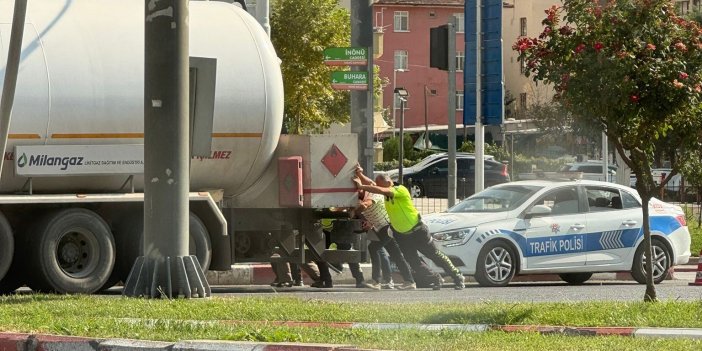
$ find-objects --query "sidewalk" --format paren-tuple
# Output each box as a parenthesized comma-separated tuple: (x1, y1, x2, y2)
(2, 320, 701, 351)
(205, 257, 701, 286)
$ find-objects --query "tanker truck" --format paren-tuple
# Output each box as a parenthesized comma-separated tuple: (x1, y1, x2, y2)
(0, 0, 363, 294)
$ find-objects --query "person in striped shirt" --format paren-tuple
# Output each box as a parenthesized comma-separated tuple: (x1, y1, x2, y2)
(357, 189, 416, 290)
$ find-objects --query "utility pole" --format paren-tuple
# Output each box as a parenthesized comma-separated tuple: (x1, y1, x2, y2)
(0, 0, 27, 179)
(350, 0, 374, 176)
(0, 0, 27, 284)
(123, 0, 210, 299)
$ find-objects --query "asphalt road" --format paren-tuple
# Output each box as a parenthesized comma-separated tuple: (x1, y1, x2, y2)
(206, 279, 702, 303)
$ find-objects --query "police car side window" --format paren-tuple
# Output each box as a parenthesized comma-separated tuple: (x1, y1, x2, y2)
(620, 190, 641, 209)
(585, 187, 622, 211)
(532, 187, 579, 216)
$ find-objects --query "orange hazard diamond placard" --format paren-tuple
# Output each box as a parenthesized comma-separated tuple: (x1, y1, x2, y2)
(321, 144, 347, 177)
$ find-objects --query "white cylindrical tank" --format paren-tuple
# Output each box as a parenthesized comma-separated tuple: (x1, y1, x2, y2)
(0, 0, 284, 196)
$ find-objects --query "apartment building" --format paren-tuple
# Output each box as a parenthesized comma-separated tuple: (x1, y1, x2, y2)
(373, 0, 558, 132)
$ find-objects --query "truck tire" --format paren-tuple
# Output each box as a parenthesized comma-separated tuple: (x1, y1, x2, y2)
(27, 208, 115, 294)
(113, 212, 212, 283)
(0, 212, 13, 282)
(189, 213, 212, 271)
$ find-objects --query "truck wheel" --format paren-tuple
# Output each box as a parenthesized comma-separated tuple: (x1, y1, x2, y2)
(189, 213, 212, 271)
(113, 212, 211, 283)
(631, 238, 670, 284)
(0, 212, 13, 281)
(27, 208, 115, 294)
(474, 240, 517, 287)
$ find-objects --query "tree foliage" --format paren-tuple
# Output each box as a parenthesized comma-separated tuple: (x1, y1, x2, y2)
(515, 0, 702, 301)
(270, 0, 350, 133)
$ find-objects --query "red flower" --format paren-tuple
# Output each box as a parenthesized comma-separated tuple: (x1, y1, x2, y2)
(575, 43, 586, 53)
(558, 26, 573, 36)
(679, 72, 689, 80)
(593, 42, 604, 52)
(646, 43, 656, 51)
(695, 84, 702, 93)
(629, 95, 639, 103)
(545, 5, 559, 23)
(594, 7, 602, 18)
(674, 42, 688, 52)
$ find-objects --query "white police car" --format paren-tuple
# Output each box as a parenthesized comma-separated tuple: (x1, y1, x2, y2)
(423, 180, 691, 286)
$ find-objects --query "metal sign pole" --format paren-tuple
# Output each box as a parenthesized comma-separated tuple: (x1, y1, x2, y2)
(447, 18, 457, 207)
(474, 0, 485, 194)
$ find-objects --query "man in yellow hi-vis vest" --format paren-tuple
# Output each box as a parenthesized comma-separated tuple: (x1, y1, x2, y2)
(352, 165, 465, 290)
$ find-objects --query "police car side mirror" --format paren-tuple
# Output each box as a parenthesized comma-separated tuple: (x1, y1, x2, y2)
(525, 205, 552, 219)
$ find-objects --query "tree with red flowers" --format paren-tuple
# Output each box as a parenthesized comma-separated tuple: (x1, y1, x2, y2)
(515, 0, 702, 301)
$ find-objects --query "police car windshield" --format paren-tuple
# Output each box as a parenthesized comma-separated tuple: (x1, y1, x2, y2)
(448, 185, 542, 213)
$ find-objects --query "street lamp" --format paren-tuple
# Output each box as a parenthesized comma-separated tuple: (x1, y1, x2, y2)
(392, 68, 406, 137)
(394, 87, 409, 184)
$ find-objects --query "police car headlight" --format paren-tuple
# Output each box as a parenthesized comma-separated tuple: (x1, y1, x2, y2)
(432, 227, 476, 247)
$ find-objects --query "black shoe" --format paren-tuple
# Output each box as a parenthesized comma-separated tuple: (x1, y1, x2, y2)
(293, 280, 304, 287)
(311, 280, 333, 288)
(275, 281, 293, 288)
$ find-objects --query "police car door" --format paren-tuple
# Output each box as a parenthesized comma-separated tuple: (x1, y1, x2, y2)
(520, 186, 587, 270)
(584, 186, 642, 268)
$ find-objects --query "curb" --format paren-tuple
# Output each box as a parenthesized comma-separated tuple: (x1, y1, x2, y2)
(205, 262, 699, 286)
(0, 333, 365, 351)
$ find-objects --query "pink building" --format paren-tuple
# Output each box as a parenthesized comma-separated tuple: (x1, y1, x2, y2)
(373, 0, 465, 131)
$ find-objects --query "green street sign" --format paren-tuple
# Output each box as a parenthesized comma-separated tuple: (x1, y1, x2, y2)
(330, 71, 368, 91)
(324, 47, 368, 66)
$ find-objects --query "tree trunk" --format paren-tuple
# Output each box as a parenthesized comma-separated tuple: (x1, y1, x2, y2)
(640, 196, 657, 302)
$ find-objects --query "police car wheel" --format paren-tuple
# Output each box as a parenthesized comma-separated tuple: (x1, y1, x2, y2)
(475, 240, 517, 287)
(558, 272, 593, 285)
(631, 238, 670, 285)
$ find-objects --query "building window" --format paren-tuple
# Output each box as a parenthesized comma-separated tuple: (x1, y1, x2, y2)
(520, 17, 527, 36)
(394, 50, 408, 70)
(394, 11, 409, 32)
(456, 51, 465, 72)
(454, 13, 465, 33)
(519, 92, 527, 111)
(456, 90, 464, 111)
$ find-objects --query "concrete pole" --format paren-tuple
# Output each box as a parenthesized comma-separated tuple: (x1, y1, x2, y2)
(351, 1, 374, 176)
(123, 0, 209, 299)
(0, 0, 27, 178)
(474, 0, 485, 194)
(447, 19, 457, 207)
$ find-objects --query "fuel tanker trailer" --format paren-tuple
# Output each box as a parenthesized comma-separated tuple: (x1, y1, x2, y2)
(0, 0, 362, 294)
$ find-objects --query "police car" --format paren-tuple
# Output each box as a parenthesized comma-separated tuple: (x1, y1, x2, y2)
(423, 180, 691, 287)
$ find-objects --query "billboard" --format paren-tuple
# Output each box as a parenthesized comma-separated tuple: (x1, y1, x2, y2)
(464, 0, 504, 126)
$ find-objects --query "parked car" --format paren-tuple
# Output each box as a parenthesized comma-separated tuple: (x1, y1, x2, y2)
(559, 161, 617, 182)
(384, 153, 509, 198)
(423, 180, 691, 287)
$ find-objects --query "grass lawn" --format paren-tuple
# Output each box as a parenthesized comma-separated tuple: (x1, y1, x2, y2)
(1, 295, 701, 350)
